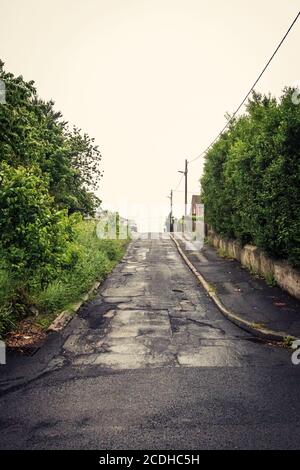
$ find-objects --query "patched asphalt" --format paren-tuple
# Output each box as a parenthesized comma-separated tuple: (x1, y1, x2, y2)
(0, 236, 299, 449)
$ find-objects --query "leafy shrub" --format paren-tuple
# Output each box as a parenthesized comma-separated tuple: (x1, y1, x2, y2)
(0, 163, 72, 281)
(0, 269, 16, 337)
(202, 89, 300, 267)
(0, 304, 15, 338)
(33, 220, 127, 316)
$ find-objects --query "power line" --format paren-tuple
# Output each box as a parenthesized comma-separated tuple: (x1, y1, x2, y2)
(174, 173, 184, 191)
(188, 10, 300, 164)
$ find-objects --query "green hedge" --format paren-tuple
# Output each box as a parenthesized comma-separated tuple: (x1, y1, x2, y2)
(201, 89, 300, 267)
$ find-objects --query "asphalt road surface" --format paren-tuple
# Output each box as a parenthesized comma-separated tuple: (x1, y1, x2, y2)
(1, 237, 300, 449)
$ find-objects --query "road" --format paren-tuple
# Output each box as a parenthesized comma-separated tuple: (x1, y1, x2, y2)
(1, 237, 300, 449)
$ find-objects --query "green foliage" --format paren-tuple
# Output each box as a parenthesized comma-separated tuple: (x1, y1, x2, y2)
(0, 163, 72, 280)
(0, 220, 128, 336)
(202, 89, 300, 267)
(283, 336, 294, 349)
(0, 304, 15, 337)
(0, 62, 112, 337)
(0, 269, 16, 336)
(33, 220, 127, 318)
(265, 273, 277, 287)
(0, 60, 102, 215)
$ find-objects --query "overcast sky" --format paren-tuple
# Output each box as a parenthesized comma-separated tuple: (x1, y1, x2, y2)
(1, 0, 300, 230)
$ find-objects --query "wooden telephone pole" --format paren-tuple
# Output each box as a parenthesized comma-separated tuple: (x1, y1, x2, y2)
(179, 159, 188, 216)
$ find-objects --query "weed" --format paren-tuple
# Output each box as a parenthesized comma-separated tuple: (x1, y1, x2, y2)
(266, 273, 277, 287)
(283, 336, 294, 348)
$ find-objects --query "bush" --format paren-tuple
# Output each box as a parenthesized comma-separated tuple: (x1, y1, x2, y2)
(0, 269, 16, 337)
(0, 163, 72, 281)
(0, 219, 128, 336)
(33, 220, 127, 317)
(202, 89, 300, 267)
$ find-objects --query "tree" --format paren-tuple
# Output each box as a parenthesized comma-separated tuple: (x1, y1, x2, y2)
(0, 60, 102, 215)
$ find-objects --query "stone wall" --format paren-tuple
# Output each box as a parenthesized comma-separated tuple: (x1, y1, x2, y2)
(207, 229, 300, 301)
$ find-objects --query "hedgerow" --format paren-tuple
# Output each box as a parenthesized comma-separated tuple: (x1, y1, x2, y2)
(201, 89, 300, 267)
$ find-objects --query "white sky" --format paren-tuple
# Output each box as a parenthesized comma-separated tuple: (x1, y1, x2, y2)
(1, 0, 300, 231)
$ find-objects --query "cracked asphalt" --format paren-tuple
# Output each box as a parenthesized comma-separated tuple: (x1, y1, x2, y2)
(1, 236, 300, 449)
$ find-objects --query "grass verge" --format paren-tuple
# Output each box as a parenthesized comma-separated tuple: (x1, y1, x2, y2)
(0, 220, 129, 341)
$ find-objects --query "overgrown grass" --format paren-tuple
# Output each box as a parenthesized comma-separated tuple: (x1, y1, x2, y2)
(0, 220, 129, 337)
(0, 270, 17, 337)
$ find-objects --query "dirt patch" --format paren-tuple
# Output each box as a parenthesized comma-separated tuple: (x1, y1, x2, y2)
(6, 319, 46, 353)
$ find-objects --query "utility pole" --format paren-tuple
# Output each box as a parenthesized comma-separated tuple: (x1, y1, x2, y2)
(178, 159, 188, 216)
(184, 159, 188, 216)
(168, 189, 173, 232)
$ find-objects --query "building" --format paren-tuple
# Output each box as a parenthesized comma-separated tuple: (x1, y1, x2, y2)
(190, 195, 203, 217)
(190, 195, 204, 233)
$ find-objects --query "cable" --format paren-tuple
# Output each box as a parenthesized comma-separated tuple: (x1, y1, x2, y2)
(188, 10, 300, 164)
(174, 173, 184, 191)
